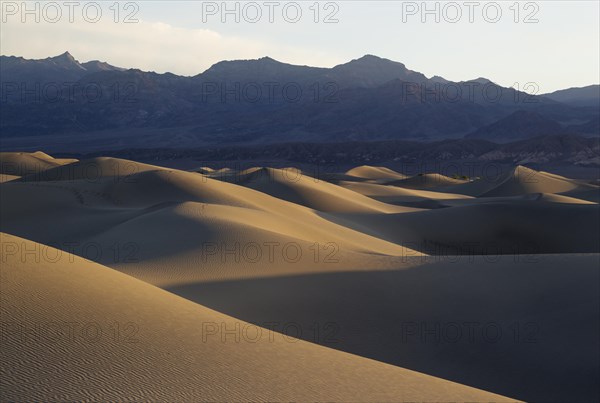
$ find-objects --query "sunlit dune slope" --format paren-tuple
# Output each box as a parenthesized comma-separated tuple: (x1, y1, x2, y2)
(345, 165, 408, 182)
(0, 174, 20, 183)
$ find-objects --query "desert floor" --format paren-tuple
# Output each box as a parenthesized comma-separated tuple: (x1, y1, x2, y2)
(1, 151, 598, 401)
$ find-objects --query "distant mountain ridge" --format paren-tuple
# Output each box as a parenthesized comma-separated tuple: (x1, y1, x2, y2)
(1, 52, 598, 144)
(542, 85, 600, 107)
(0, 51, 124, 83)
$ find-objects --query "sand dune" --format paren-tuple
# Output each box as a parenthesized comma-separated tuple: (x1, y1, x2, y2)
(2, 152, 598, 401)
(1, 233, 507, 402)
(438, 165, 599, 197)
(195, 166, 216, 174)
(345, 165, 408, 181)
(563, 188, 600, 203)
(0, 151, 77, 177)
(176, 253, 599, 402)
(339, 180, 472, 207)
(534, 192, 595, 204)
(437, 192, 597, 207)
(435, 175, 502, 196)
(339, 180, 470, 199)
(343, 180, 595, 207)
(18, 156, 164, 182)
(212, 166, 411, 213)
(387, 173, 468, 189)
(0, 174, 20, 183)
(480, 165, 597, 197)
(323, 199, 599, 254)
(1, 161, 420, 286)
(194, 166, 235, 177)
(528, 192, 597, 204)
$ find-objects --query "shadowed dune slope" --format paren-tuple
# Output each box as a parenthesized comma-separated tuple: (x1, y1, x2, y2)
(0, 233, 509, 402)
(438, 192, 597, 207)
(523, 192, 596, 204)
(322, 200, 600, 254)
(171, 253, 599, 403)
(564, 188, 600, 203)
(0, 151, 78, 176)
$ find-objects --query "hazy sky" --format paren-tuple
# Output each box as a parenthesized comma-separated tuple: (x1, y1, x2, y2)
(1, 1, 598, 93)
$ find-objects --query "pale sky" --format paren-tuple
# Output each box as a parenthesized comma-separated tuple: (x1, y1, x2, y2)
(1, 1, 598, 93)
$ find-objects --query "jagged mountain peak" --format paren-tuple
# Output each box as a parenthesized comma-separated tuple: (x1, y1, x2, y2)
(47, 51, 82, 68)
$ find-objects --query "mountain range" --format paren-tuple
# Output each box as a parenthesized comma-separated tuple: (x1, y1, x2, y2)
(1, 52, 598, 146)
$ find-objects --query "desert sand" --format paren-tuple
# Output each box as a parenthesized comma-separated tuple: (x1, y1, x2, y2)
(0, 151, 77, 176)
(1, 232, 508, 401)
(1, 152, 598, 402)
(346, 165, 409, 182)
(386, 172, 468, 189)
